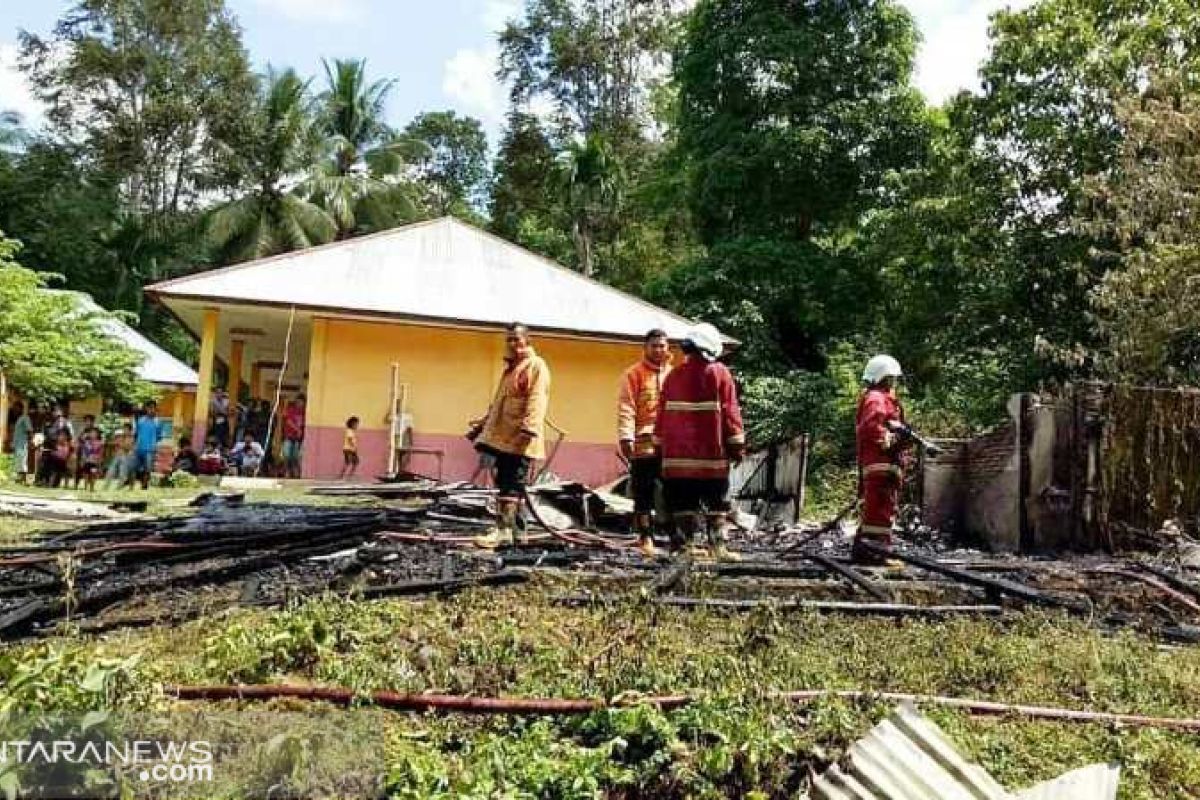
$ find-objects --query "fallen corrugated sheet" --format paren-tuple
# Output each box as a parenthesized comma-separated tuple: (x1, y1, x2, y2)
(1017, 764, 1120, 800)
(812, 703, 1014, 799)
(812, 705, 1122, 800)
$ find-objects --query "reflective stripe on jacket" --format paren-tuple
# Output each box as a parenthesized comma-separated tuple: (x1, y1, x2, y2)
(654, 356, 744, 480)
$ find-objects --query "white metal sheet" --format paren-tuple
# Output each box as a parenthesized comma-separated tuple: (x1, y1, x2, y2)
(812, 704, 1014, 800)
(812, 705, 1121, 800)
(1017, 764, 1120, 800)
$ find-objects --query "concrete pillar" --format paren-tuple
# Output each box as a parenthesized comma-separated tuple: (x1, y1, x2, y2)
(193, 308, 219, 443)
(303, 318, 328, 478)
(229, 339, 245, 401)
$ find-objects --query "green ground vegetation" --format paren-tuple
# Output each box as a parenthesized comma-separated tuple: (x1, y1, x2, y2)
(1, 485, 1197, 797)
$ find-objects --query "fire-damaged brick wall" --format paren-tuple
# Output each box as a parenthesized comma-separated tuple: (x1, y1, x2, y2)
(922, 401, 1021, 551)
(922, 383, 1200, 553)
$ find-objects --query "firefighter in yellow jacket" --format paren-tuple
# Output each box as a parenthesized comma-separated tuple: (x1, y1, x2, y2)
(618, 328, 672, 557)
(469, 323, 551, 548)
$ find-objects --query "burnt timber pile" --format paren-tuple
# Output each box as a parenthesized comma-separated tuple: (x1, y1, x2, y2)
(2, 481, 1200, 645)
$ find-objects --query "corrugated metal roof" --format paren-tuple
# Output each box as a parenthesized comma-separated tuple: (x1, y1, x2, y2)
(1017, 764, 1120, 800)
(145, 217, 707, 342)
(813, 704, 1014, 800)
(813, 705, 1121, 800)
(67, 293, 199, 387)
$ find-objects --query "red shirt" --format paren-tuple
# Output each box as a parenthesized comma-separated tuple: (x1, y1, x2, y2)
(654, 356, 745, 480)
(283, 405, 305, 441)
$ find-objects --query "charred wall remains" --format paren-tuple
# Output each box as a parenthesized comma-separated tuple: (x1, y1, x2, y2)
(923, 383, 1200, 553)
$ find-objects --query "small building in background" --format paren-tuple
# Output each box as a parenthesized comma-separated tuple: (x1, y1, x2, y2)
(67, 294, 199, 435)
(146, 216, 714, 484)
(2, 293, 198, 462)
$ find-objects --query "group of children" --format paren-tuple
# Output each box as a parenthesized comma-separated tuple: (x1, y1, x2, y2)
(169, 432, 266, 479)
(8, 400, 365, 487)
(8, 401, 166, 490)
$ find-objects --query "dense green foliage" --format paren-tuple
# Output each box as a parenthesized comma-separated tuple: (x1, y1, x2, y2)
(3, 0, 1200, 436)
(404, 111, 490, 216)
(0, 234, 150, 402)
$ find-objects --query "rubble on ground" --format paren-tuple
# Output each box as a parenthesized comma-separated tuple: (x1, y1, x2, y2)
(1, 481, 1199, 644)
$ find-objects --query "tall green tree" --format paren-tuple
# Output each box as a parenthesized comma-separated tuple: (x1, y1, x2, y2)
(20, 0, 255, 220)
(669, 0, 929, 373)
(404, 111, 489, 216)
(206, 69, 335, 263)
(308, 58, 424, 237)
(498, 0, 679, 144)
(964, 0, 1200, 376)
(0, 142, 126, 308)
(854, 100, 1022, 428)
(18, 0, 256, 316)
(1079, 79, 1200, 384)
(493, 0, 689, 284)
(558, 134, 623, 277)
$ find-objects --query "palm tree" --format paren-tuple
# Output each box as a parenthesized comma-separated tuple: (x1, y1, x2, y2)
(207, 69, 336, 264)
(307, 58, 427, 237)
(559, 134, 623, 277)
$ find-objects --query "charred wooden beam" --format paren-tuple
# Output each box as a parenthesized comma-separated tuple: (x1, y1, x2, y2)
(800, 552, 892, 601)
(357, 570, 529, 599)
(858, 543, 1090, 612)
(1136, 562, 1200, 602)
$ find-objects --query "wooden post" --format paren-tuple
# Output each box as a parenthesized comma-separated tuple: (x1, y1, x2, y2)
(796, 433, 810, 523)
(1018, 392, 1034, 553)
(303, 318, 328, 479)
(388, 363, 400, 477)
(250, 362, 262, 401)
(172, 389, 185, 435)
(192, 308, 219, 444)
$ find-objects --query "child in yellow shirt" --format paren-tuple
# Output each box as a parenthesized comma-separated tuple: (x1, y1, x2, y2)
(339, 416, 360, 479)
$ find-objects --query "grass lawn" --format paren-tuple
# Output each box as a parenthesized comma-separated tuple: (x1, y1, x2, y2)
(2, 482, 1199, 797)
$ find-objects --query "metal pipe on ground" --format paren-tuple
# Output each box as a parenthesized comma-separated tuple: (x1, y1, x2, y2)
(552, 594, 1003, 618)
(779, 690, 1200, 733)
(163, 684, 1200, 731)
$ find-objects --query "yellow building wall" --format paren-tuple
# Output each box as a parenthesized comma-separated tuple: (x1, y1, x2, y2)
(310, 319, 642, 444)
(73, 388, 195, 421)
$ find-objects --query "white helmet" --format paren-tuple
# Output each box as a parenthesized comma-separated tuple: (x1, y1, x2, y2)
(683, 322, 724, 362)
(862, 354, 903, 385)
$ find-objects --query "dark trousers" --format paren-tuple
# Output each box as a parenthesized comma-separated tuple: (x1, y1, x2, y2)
(477, 444, 530, 499)
(664, 477, 731, 515)
(629, 456, 661, 514)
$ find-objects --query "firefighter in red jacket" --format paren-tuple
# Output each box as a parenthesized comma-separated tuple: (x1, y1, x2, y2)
(654, 322, 746, 561)
(854, 354, 911, 564)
